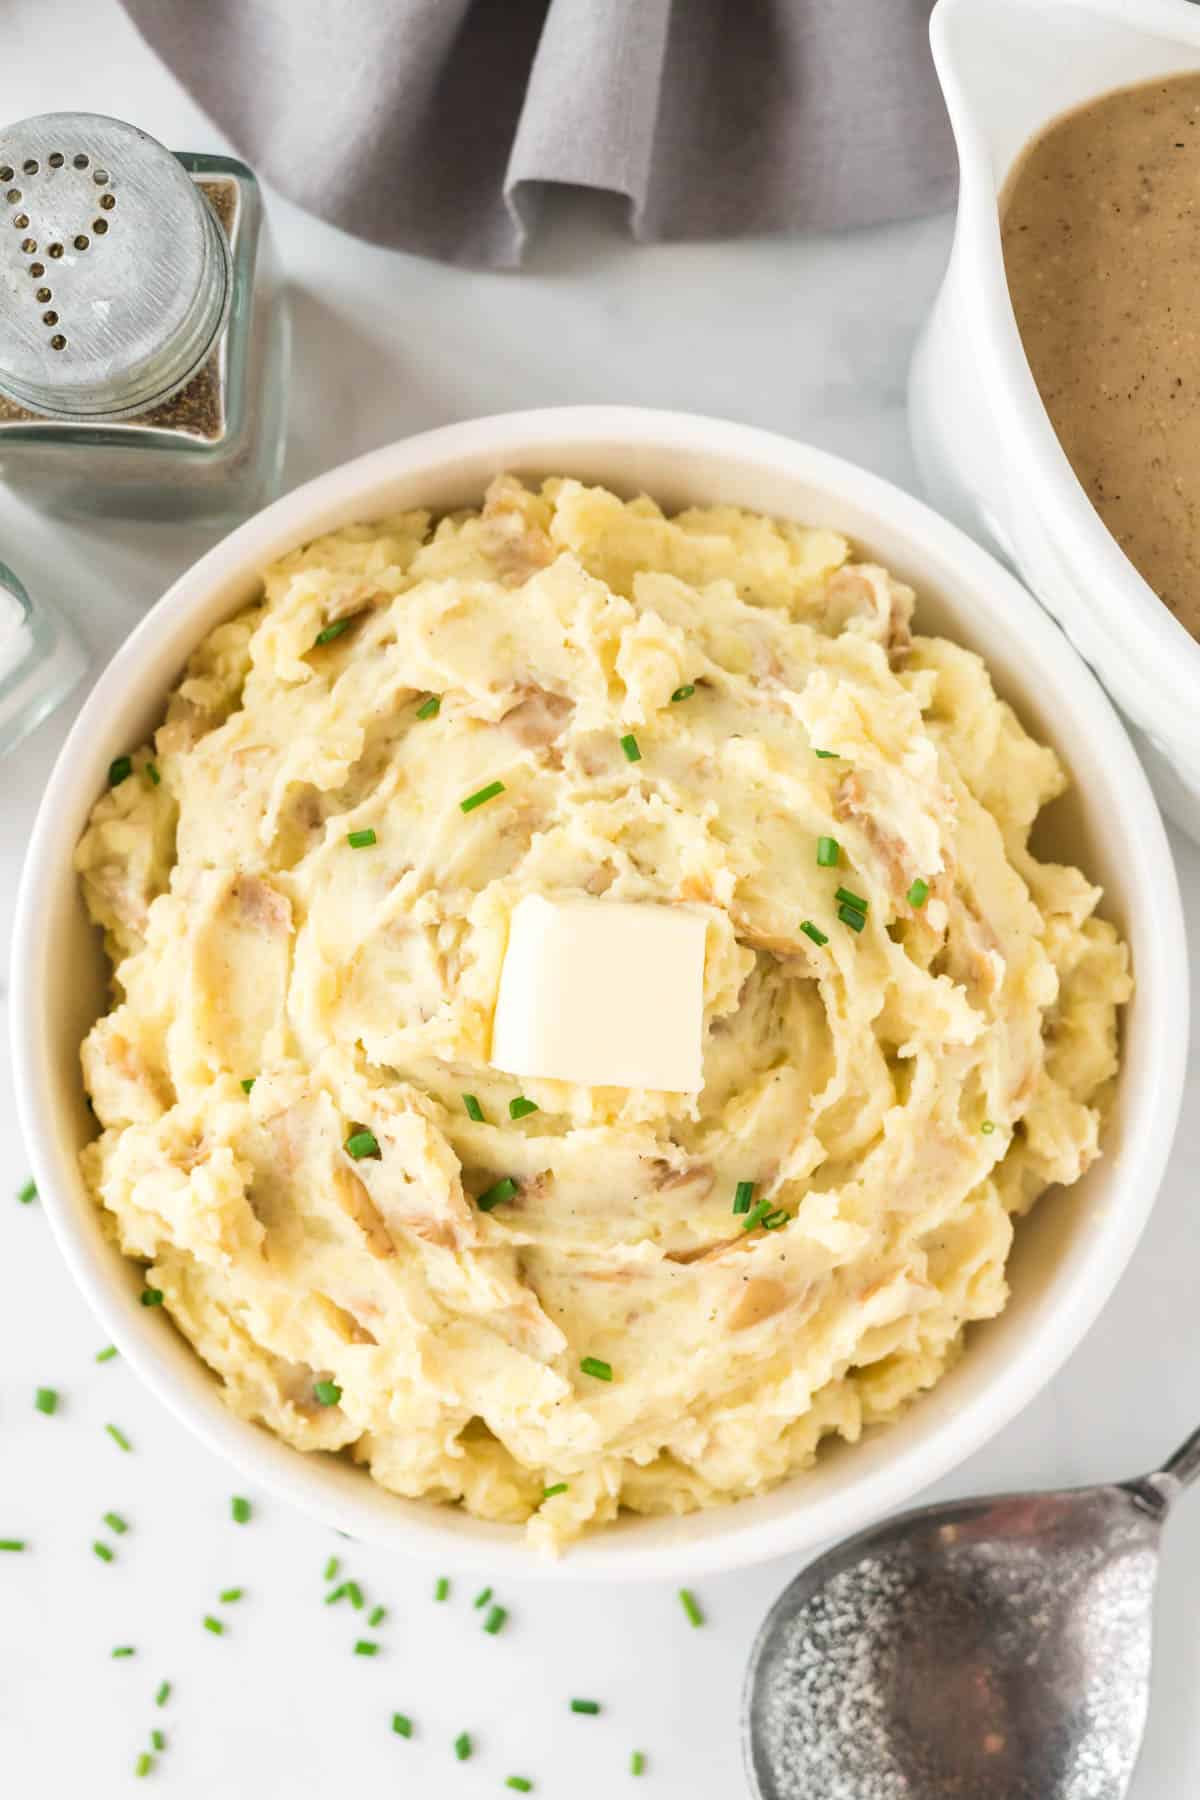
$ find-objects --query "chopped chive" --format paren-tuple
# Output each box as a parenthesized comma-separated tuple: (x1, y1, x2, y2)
(323, 1555, 339, 1583)
(631, 1751, 647, 1776)
(814, 748, 840, 759)
(313, 616, 353, 646)
(105, 1424, 131, 1452)
(34, 1387, 58, 1415)
(17, 1178, 36, 1204)
(150, 1730, 165, 1753)
(345, 1581, 364, 1609)
(111, 1646, 135, 1658)
(907, 877, 930, 908)
(762, 1207, 790, 1230)
(454, 1733, 473, 1761)
(325, 1583, 348, 1606)
(103, 1512, 128, 1535)
(134, 1753, 152, 1778)
(140, 1287, 164, 1307)
(435, 1576, 450, 1602)
(392, 1713, 413, 1738)
(508, 1096, 538, 1120)
(473, 1586, 493, 1610)
(231, 1496, 251, 1524)
(483, 1605, 508, 1635)
(838, 903, 867, 933)
(799, 920, 829, 947)
(0, 1540, 27, 1552)
(981, 1120, 996, 1135)
(619, 732, 642, 763)
(155, 1681, 171, 1707)
(202, 1615, 225, 1636)
(580, 1356, 613, 1382)
(240, 1077, 256, 1093)
(463, 1093, 485, 1122)
(95, 1345, 118, 1363)
(476, 1175, 518, 1212)
(368, 1604, 386, 1627)
(732, 1179, 755, 1216)
(679, 1588, 704, 1628)
(344, 1129, 380, 1160)
(108, 755, 132, 787)
(460, 779, 505, 814)
(542, 1483, 568, 1499)
(347, 828, 377, 849)
(816, 836, 840, 868)
(834, 887, 869, 913)
(507, 1781, 534, 1793)
(415, 694, 441, 720)
(354, 1639, 380, 1656)
(670, 684, 695, 703)
(741, 1198, 773, 1232)
(570, 1699, 601, 1715)
(219, 1587, 243, 1604)
(314, 1380, 342, 1407)
(145, 762, 161, 787)
(92, 1540, 115, 1562)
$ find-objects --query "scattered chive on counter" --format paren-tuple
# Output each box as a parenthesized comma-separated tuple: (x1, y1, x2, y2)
(542, 1483, 568, 1499)
(508, 1096, 538, 1120)
(670, 684, 695, 702)
(816, 835, 840, 867)
(92, 1541, 115, 1563)
(140, 1287, 164, 1307)
(17, 1178, 36, 1204)
(34, 1387, 58, 1415)
(0, 1540, 27, 1552)
(476, 1175, 518, 1212)
(631, 1751, 647, 1776)
(579, 1356, 613, 1382)
(95, 1346, 118, 1363)
(202, 1615, 225, 1636)
(108, 755, 132, 786)
(231, 1497, 251, 1524)
(506, 1780, 534, 1793)
(219, 1588, 243, 1604)
(460, 779, 505, 814)
(313, 617, 353, 646)
(323, 1556, 339, 1583)
(799, 920, 828, 947)
(483, 1605, 508, 1636)
(344, 1129, 381, 1160)
(907, 877, 930, 908)
(679, 1588, 704, 1628)
(732, 1179, 754, 1215)
(415, 694, 441, 720)
(155, 1682, 171, 1707)
(326, 1584, 349, 1606)
(150, 1730, 165, 1753)
(462, 1093, 485, 1122)
(619, 733, 642, 763)
(345, 1581, 364, 1609)
(435, 1576, 450, 1602)
(570, 1699, 601, 1716)
(354, 1640, 380, 1656)
(473, 1586, 493, 1610)
(314, 1380, 342, 1406)
(134, 1753, 152, 1778)
(347, 827, 377, 848)
(105, 1424, 132, 1452)
(454, 1732, 473, 1761)
(392, 1712, 413, 1738)
(368, 1604, 386, 1627)
(111, 1646, 136, 1658)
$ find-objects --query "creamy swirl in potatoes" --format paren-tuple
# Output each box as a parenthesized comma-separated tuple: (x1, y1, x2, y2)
(77, 476, 1130, 1551)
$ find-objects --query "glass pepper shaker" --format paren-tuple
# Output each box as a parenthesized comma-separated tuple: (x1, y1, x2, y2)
(0, 113, 289, 524)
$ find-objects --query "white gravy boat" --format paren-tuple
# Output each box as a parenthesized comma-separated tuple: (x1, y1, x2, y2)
(910, 0, 1200, 841)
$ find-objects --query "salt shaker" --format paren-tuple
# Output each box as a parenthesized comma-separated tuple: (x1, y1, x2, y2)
(0, 113, 289, 524)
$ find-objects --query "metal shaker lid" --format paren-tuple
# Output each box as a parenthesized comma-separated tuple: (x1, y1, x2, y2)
(0, 113, 230, 420)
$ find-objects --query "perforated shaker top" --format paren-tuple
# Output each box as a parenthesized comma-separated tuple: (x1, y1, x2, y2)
(0, 113, 229, 419)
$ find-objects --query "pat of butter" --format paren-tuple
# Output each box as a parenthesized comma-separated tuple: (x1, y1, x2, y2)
(490, 894, 707, 1092)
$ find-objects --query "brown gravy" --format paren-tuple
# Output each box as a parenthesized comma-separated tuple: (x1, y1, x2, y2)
(1001, 72, 1200, 641)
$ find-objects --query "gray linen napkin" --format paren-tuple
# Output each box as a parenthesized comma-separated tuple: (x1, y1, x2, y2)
(119, 0, 955, 267)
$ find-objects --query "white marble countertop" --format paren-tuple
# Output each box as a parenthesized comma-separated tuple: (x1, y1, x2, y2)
(2, 3, 1198, 1796)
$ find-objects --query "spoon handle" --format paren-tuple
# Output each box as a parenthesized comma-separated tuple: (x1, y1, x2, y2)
(1148, 1425, 1200, 1499)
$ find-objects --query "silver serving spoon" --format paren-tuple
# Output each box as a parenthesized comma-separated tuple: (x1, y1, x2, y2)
(743, 1427, 1200, 1800)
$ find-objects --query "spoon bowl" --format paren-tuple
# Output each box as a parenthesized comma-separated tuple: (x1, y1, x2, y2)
(744, 1429, 1200, 1799)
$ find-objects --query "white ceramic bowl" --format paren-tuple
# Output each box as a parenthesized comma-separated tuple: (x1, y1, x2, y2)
(909, 0, 1200, 842)
(10, 407, 1188, 1581)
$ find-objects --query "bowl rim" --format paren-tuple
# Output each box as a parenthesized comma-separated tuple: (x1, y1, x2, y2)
(10, 405, 1189, 1580)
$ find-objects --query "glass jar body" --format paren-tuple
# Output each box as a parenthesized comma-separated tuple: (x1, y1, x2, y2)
(0, 154, 289, 525)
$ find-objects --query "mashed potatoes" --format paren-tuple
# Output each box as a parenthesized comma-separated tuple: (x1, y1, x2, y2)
(77, 477, 1130, 1551)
